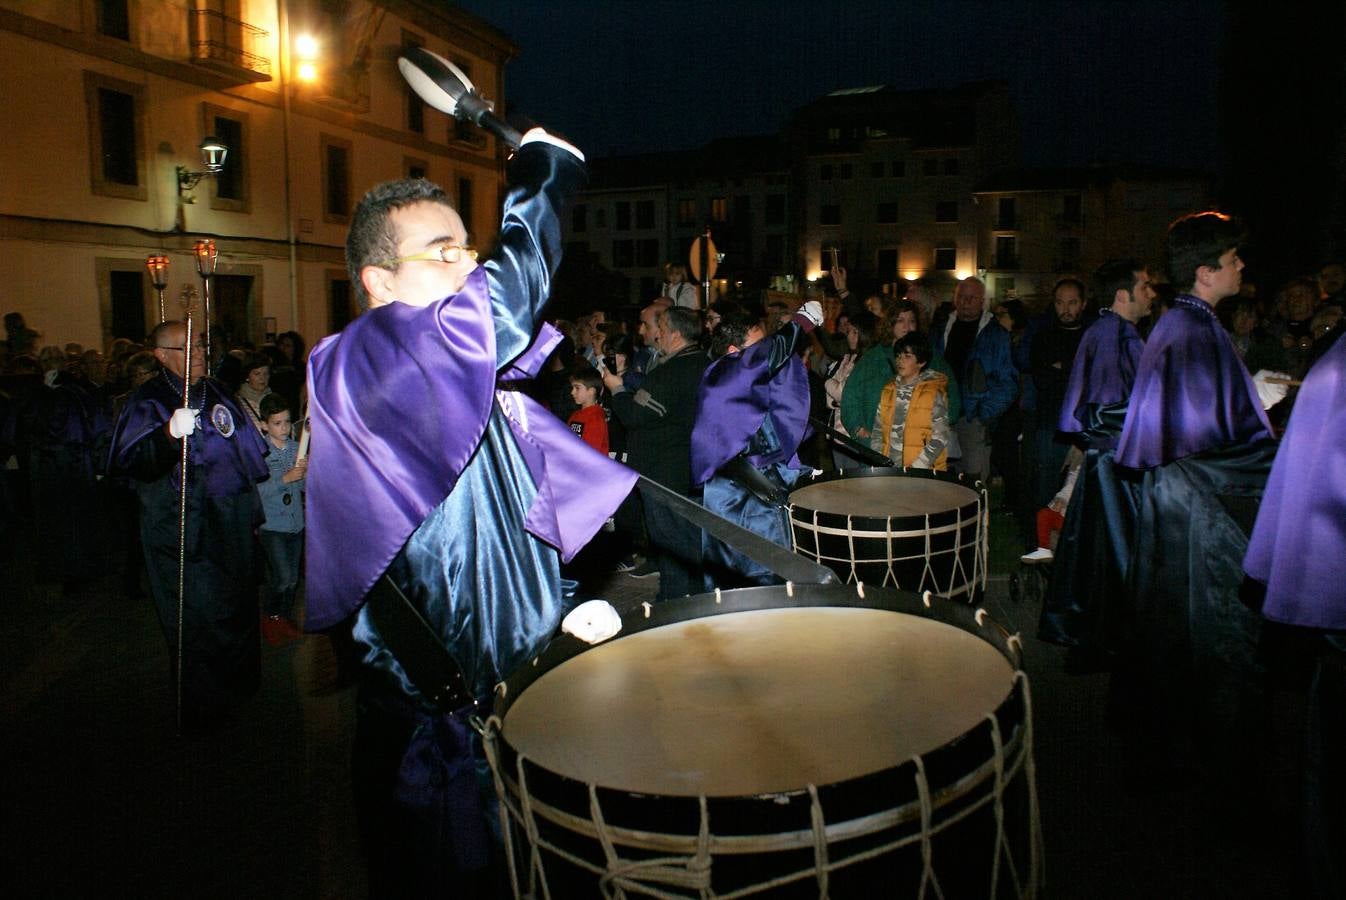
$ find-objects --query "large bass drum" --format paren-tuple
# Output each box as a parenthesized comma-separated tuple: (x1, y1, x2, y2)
(788, 467, 988, 602)
(480, 583, 1041, 899)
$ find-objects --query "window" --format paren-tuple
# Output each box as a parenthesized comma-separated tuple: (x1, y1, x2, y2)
(923, 159, 938, 176)
(457, 177, 474, 232)
(84, 71, 146, 200)
(1062, 194, 1081, 224)
(97, 0, 131, 40)
(935, 201, 958, 223)
(838, 163, 853, 179)
(997, 197, 1017, 229)
(612, 239, 634, 268)
(877, 202, 898, 224)
(451, 58, 482, 145)
(710, 197, 727, 222)
(677, 199, 697, 226)
(827, 127, 841, 142)
(636, 200, 655, 230)
(109, 271, 145, 341)
(765, 234, 785, 268)
(321, 135, 352, 222)
(329, 277, 353, 333)
(595, 207, 607, 228)
(206, 106, 248, 211)
(1059, 237, 1081, 271)
(572, 204, 587, 233)
(876, 248, 899, 282)
(890, 160, 905, 178)
(943, 158, 960, 176)
(934, 245, 957, 271)
(405, 157, 428, 180)
(615, 201, 631, 230)
(820, 205, 841, 226)
(402, 34, 425, 134)
(995, 235, 1017, 269)
(819, 248, 846, 273)
(637, 238, 660, 267)
(734, 195, 750, 223)
(995, 277, 1016, 299)
(871, 162, 885, 179)
(765, 194, 786, 226)
(819, 163, 833, 181)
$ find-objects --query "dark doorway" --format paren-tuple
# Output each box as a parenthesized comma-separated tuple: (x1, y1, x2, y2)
(212, 273, 255, 352)
(110, 270, 146, 342)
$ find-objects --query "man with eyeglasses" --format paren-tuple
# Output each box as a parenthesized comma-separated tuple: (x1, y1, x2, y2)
(304, 128, 636, 895)
(107, 319, 269, 733)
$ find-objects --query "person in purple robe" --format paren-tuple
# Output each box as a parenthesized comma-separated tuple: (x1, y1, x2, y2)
(303, 131, 636, 895)
(1038, 259, 1154, 659)
(106, 321, 268, 731)
(1109, 212, 1287, 795)
(690, 301, 820, 587)
(1244, 331, 1346, 899)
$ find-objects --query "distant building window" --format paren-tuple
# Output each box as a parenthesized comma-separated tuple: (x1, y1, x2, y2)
(734, 195, 751, 223)
(995, 235, 1017, 269)
(97, 0, 131, 40)
(595, 207, 607, 228)
(934, 245, 957, 271)
(997, 198, 1016, 229)
(84, 71, 146, 200)
(210, 111, 246, 206)
(876, 202, 898, 224)
(615, 201, 631, 231)
(677, 199, 697, 226)
(820, 164, 833, 181)
(711, 197, 728, 222)
(827, 127, 841, 142)
(923, 159, 938, 176)
(572, 204, 587, 233)
(838, 163, 853, 179)
(403, 35, 426, 135)
(329, 278, 353, 333)
(891, 160, 905, 177)
(451, 58, 481, 145)
(765, 194, 786, 226)
(321, 135, 352, 222)
(612, 239, 634, 268)
(935, 201, 958, 223)
(636, 200, 655, 229)
(765, 234, 785, 268)
(637, 238, 660, 267)
(109, 270, 145, 341)
(1059, 237, 1081, 271)
(943, 158, 960, 176)
(457, 177, 474, 231)
(405, 157, 428, 180)
(820, 204, 841, 226)
(1062, 194, 1081, 224)
(871, 162, 885, 179)
(876, 248, 899, 282)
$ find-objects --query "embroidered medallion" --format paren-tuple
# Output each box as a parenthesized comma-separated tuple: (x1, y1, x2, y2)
(211, 403, 236, 437)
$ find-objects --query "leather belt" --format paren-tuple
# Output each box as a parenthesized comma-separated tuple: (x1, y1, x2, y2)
(366, 574, 478, 714)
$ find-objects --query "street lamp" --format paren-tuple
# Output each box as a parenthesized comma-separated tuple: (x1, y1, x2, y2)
(145, 253, 169, 323)
(193, 240, 218, 365)
(176, 136, 229, 199)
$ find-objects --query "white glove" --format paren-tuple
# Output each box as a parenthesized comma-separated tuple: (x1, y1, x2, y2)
(561, 599, 622, 645)
(169, 408, 199, 439)
(1251, 369, 1291, 410)
(800, 300, 824, 328)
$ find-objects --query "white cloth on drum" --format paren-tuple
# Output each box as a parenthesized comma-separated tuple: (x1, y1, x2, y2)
(561, 599, 623, 644)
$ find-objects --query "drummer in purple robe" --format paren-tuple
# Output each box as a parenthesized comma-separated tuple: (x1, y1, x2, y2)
(303, 130, 636, 895)
(1244, 332, 1346, 899)
(1038, 259, 1154, 660)
(106, 321, 268, 730)
(1110, 211, 1288, 789)
(689, 300, 821, 587)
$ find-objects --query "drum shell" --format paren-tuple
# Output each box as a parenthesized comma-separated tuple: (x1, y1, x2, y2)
(484, 584, 1038, 899)
(789, 467, 987, 602)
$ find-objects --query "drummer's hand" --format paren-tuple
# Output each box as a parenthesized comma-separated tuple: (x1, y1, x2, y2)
(830, 266, 848, 295)
(601, 369, 625, 393)
(1251, 369, 1290, 410)
(562, 599, 622, 644)
(855, 427, 870, 439)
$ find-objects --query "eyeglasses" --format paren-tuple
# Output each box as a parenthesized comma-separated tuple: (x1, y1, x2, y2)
(158, 345, 206, 353)
(374, 242, 478, 267)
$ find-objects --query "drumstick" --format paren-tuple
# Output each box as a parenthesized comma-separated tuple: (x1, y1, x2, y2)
(297, 412, 312, 459)
(1262, 376, 1301, 386)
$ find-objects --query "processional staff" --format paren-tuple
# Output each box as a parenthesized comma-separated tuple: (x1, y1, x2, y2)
(175, 286, 198, 735)
(193, 239, 218, 369)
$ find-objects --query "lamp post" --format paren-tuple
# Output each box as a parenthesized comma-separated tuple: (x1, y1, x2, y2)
(193, 240, 218, 366)
(145, 253, 170, 323)
(175, 137, 228, 232)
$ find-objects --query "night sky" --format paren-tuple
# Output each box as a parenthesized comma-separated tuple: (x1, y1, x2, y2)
(455, 0, 1226, 172)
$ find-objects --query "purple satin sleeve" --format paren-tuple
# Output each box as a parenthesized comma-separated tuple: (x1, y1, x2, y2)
(1115, 296, 1272, 470)
(1058, 311, 1142, 434)
(500, 322, 562, 382)
(690, 336, 810, 486)
(496, 389, 638, 561)
(1244, 333, 1346, 628)
(304, 268, 498, 631)
(108, 374, 267, 496)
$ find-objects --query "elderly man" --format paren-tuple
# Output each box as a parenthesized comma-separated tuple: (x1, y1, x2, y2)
(936, 277, 1017, 484)
(605, 305, 708, 599)
(108, 320, 268, 731)
(305, 130, 635, 895)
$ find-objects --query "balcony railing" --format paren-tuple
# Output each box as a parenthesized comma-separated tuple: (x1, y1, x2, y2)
(189, 9, 271, 80)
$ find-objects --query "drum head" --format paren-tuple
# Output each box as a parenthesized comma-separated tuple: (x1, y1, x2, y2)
(501, 605, 1014, 798)
(791, 471, 977, 518)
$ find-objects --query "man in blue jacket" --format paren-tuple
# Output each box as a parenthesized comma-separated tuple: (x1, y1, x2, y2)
(936, 277, 1017, 484)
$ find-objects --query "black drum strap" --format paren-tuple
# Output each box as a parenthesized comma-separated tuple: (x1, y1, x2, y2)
(809, 416, 896, 468)
(637, 475, 837, 585)
(366, 574, 479, 715)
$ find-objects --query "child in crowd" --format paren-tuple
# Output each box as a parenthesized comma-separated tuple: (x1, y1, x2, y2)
(567, 364, 609, 455)
(256, 393, 306, 645)
(1021, 446, 1084, 563)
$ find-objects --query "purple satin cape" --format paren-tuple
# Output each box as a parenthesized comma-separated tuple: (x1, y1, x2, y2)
(108, 372, 268, 496)
(305, 270, 636, 631)
(1244, 333, 1346, 629)
(1115, 295, 1272, 470)
(1058, 310, 1143, 436)
(690, 339, 810, 486)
